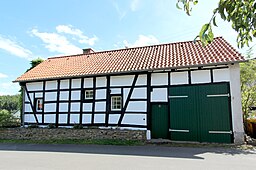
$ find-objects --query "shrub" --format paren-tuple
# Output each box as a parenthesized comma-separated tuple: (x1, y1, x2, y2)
(28, 124, 39, 128)
(47, 123, 56, 129)
(0, 109, 20, 127)
(73, 124, 83, 129)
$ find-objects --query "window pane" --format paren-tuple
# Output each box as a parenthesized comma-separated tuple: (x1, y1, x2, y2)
(85, 90, 93, 99)
(111, 96, 122, 110)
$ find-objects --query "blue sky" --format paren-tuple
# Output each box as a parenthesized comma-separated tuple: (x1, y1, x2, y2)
(0, 0, 255, 95)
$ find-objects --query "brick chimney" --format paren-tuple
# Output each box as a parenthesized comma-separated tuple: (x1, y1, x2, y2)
(83, 48, 94, 54)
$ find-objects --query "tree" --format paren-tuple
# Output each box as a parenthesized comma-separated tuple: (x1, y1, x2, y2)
(176, 0, 256, 48)
(240, 48, 256, 118)
(0, 109, 19, 127)
(0, 95, 19, 112)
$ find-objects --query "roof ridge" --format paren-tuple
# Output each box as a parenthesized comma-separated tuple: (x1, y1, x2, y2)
(48, 37, 224, 60)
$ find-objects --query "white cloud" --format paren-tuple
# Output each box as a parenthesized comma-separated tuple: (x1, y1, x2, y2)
(0, 82, 20, 95)
(0, 73, 8, 78)
(31, 28, 82, 55)
(0, 35, 33, 60)
(56, 25, 98, 46)
(123, 35, 159, 48)
(112, 1, 127, 20)
(130, 0, 140, 11)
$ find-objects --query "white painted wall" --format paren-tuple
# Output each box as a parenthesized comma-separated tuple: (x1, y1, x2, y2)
(59, 103, 68, 112)
(44, 114, 55, 123)
(191, 70, 211, 84)
(70, 103, 80, 112)
(83, 103, 92, 112)
(84, 78, 93, 88)
(35, 92, 43, 98)
(95, 102, 106, 112)
(45, 81, 57, 90)
(122, 114, 146, 125)
(82, 114, 92, 124)
(60, 79, 69, 89)
(108, 114, 121, 124)
(71, 79, 81, 88)
(71, 91, 80, 100)
(110, 75, 134, 86)
(27, 82, 43, 91)
(59, 114, 68, 124)
(136, 74, 147, 85)
(94, 114, 105, 123)
(151, 88, 168, 102)
(171, 72, 188, 85)
(24, 114, 42, 123)
(25, 104, 33, 112)
(45, 92, 57, 101)
(229, 63, 244, 144)
(131, 88, 147, 99)
(96, 77, 107, 87)
(44, 103, 56, 112)
(96, 89, 106, 99)
(70, 114, 79, 124)
(213, 68, 230, 82)
(59, 91, 69, 100)
(151, 73, 168, 85)
(126, 101, 147, 112)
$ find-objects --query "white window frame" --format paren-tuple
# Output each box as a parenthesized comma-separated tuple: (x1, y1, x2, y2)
(85, 90, 94, 99)
(35, 98, 43, 112)
(111, 95, 122, 111)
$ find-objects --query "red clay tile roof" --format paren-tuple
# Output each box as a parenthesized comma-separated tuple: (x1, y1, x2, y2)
(15, 37, 244, 82)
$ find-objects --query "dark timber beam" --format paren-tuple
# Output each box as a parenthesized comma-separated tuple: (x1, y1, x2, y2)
(118, 74, 138, 125)
(24, 85, 39, 124)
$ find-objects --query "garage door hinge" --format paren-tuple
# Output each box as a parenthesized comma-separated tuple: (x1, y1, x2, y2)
(208, 130, 232, 134)
(169, 129, 189, 133)
(206, 93, 230, 98)
(169, 95, 188, 99)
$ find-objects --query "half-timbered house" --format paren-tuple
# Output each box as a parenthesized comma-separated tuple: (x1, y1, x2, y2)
(14, 37, 245, 144)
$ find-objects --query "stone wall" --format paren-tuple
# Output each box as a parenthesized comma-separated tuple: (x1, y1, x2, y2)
(0, 128, 146, 141)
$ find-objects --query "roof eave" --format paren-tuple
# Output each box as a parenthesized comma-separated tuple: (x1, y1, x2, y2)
(13, 60, 246, 83)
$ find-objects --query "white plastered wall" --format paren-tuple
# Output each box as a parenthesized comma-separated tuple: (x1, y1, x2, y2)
(229, 63, 244, 144)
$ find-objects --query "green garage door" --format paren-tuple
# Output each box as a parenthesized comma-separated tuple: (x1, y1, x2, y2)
(169, 83, 233, 143)
(151, 103, 169, 139)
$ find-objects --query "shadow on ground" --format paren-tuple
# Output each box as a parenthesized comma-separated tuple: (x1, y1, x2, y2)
(0, 143, 255, 160)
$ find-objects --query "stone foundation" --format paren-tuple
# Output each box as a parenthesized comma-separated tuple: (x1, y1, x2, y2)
(0, 128, 146, 141)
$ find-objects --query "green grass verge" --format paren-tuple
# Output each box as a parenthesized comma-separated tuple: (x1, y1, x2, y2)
(0, 139, 145, 146)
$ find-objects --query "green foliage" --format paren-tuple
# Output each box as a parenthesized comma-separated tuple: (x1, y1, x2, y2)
(240, 48, 256, 118)
(0, 110, 20, 127)
(26, 58, 44, 72)
(28, 124, 39, 128)
(47, 123, 56, 129)
(177, 0, 256, 47)
(0, 95, 19, 112)
(73, 124, 84, 129)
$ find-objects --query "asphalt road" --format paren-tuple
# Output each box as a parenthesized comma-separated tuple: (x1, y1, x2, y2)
(0, 143, 255, 170)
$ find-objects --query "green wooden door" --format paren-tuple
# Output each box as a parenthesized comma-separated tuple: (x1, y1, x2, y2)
(199, 84, 232, 143)
(151, 103, 169, 139)
(169, 83, 232, 143)
(169, 86, 199, 142)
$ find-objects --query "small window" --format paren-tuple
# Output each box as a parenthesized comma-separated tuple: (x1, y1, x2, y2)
(111, 96, 122, 111)
(36, 99, 43, 112)
(85, 90, 94, 99)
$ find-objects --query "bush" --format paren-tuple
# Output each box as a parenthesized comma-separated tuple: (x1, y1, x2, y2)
(73, 124, 83, 129)
(28, 124, 39, 128)
(0, 109, 20, 127)
(47, 123, 56, 129)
